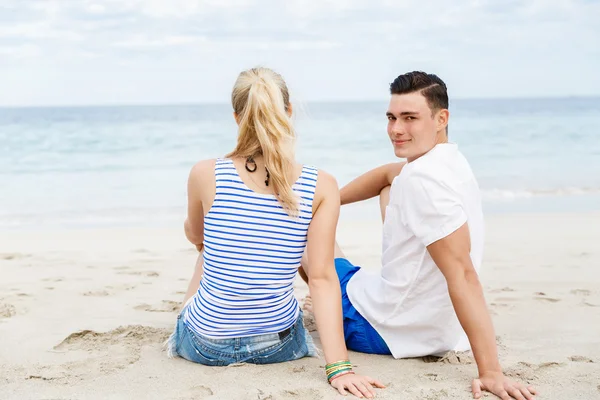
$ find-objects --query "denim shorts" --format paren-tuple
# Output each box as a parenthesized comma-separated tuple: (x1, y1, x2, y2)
(336, 258, 392, 355)
(167, 306, 316, 366)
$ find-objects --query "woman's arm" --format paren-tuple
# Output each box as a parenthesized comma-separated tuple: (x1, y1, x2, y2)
(184, 159, 217, 246)
(306, 170, 384, 398)
(181, 159, 216, 306)
(181, 252, 204, 308)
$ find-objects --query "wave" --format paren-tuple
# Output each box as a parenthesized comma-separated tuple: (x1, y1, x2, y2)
(482, 187, 600, 200)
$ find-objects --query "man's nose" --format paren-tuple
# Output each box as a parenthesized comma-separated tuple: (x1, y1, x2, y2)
(391, 121, 405, 136)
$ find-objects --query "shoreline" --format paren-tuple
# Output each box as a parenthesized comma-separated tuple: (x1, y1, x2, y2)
(2, 196, 600, 232)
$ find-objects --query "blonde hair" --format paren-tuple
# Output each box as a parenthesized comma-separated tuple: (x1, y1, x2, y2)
(227, 67, 299, 216)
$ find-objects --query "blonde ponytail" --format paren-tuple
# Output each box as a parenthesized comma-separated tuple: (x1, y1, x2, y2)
(227, 67, 299, 216)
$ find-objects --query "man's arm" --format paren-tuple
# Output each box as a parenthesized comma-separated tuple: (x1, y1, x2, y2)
(428, 224, 536, 400)
(340, 162, 404, 205)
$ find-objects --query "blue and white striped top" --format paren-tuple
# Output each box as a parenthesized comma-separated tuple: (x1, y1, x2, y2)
(184, 158, 318, 338)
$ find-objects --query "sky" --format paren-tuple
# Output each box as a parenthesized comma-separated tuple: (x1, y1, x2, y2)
(0, 0, 599, 106)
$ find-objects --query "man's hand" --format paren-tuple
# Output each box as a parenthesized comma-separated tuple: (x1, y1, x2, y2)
(472, 371, 537, 400)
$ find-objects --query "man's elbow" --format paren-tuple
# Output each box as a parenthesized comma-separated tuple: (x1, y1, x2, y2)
(446, 263, 481, 289)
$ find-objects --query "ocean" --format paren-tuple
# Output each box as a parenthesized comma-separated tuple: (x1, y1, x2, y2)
(1, 98, 599, 230)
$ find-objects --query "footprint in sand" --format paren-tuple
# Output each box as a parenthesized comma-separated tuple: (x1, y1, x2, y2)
(25, 370, 68, 382)
(54, 325, 171, 373)
(56, 325, 170, 350)
(423, 373, 446, 382)
(428, 390, 452, 399)
(583, 301, 600, 307)
(110, 284, 137, 291)
(279, 389, 321, 398)
(83, 290, 110, 297)
(569, 356, 594, 363)
(0, 303, 16, 318)
(571, 289, 591, 296)
(422, 351, 474, 365)
(505, 361, 564, 381)
(1, 253, 30, 260)
(172, 385, 214, 399)
(256, 389, 274, 400)
(188, 385, 214, 397)
(493, 296, 521, 303)
(533, 292, 561, 302)
(489, 287, 516, 293)
(117, 271, 160, 277)
(135, 300, 180, 313)
(42, 277, 64, 282)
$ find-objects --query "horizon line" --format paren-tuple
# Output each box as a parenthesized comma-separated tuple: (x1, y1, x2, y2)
(1, 94, 599, 110)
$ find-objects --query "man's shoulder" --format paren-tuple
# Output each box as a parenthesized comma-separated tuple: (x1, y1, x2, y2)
(399, 157, 454, 190)
(403, 146, 473, 186)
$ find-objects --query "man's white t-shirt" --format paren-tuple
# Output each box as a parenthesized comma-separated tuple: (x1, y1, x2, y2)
(346, 143, 484, 359)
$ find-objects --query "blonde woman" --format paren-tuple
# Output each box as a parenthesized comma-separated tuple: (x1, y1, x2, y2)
(167, 67, 384, 398)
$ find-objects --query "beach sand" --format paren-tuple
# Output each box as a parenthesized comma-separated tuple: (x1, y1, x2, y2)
(1, 210, 599, 399)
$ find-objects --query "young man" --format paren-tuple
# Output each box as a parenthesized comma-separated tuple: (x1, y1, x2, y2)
(302, 71, 537, 400)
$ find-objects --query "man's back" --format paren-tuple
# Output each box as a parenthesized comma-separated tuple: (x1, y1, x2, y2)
(347, 143, 484, 358)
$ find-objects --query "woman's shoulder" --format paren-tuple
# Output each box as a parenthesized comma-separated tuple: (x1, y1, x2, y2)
(189, 159, 218, 181)
(299, 165, 338, 197)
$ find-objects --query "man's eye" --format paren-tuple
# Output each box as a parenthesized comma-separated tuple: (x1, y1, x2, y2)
(406, 116, 415, 121)
(387, 116, 395, 121)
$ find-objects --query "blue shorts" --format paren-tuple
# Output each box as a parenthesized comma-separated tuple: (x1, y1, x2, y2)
(167, 307, 316, 366)
(335, 258, 392, 355)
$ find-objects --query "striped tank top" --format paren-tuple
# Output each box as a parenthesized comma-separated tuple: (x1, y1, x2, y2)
(184, 158, 318, 338)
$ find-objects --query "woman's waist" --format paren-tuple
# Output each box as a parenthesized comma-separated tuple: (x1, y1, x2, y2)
(184, 298, 301, 339)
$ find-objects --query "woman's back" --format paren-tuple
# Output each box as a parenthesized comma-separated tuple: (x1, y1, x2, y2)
(184, 158, 318, 338)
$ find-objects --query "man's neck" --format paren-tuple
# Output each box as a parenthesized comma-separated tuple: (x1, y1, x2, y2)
(435, 130, 449, 145)
(407, 131, 448, 163)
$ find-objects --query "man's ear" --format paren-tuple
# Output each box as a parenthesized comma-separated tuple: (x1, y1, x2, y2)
(437, 109, 449, 132)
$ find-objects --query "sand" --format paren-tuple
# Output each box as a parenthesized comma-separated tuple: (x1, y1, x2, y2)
(1, 211, 599, 399)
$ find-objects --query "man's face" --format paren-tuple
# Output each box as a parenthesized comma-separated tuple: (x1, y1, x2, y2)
(386, 92, 447, 162)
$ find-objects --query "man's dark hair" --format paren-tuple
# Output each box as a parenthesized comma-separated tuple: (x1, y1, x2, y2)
(389, 71, 448, 113)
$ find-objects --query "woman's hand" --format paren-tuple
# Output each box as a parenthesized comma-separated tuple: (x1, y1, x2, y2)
(330, 373, 386, 398)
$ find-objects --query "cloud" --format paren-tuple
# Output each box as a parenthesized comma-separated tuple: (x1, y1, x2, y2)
(0, 44, 41, 59)
(0, 0, 598, 105)
(113, 35, 206, 48)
